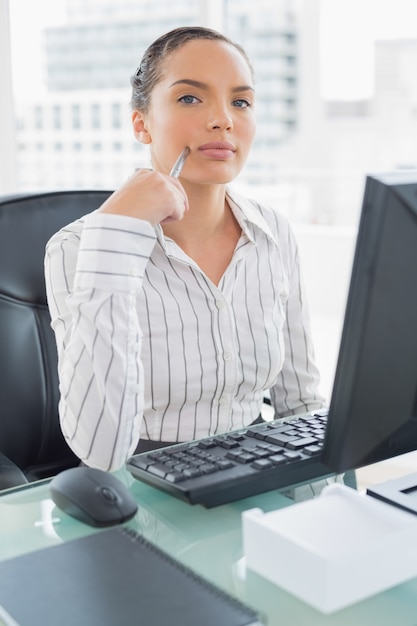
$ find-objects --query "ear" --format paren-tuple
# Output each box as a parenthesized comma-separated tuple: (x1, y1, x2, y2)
(132, 110, 152, 145)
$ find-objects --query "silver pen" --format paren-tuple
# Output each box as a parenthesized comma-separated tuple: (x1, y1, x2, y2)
(169, 147, 190, 178)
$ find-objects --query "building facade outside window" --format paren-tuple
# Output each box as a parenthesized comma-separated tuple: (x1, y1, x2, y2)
(4, 0, 417, 398)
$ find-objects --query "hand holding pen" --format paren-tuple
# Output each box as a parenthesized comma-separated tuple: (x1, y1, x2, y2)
(99, 147, 190, 223)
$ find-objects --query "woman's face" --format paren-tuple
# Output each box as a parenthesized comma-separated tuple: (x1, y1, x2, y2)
(133, 39, 256, 185)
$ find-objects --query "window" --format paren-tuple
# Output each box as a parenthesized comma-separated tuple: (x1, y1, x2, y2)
(5, 0, 417, 228)
(4, 0, 417, 402)
(72, 104, 81, 129)
(34, 106, 43, 130)
(52, 105, 62, 130)
(91, 103, 101, 129)
(111, 102, 121, 129)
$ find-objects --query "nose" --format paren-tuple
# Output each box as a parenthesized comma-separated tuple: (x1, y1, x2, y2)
(207, 103, 233, 132)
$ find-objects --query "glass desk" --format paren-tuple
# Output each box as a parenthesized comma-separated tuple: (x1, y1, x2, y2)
(1, 457, 417, 626)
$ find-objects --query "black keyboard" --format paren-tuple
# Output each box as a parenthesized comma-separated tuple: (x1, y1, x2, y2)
(126, 410, 332, 507)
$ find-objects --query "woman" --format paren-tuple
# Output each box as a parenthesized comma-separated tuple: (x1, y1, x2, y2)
(45, 26, 325, 471)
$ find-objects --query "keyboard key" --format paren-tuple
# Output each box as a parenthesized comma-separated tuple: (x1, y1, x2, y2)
(269, 454, 286, 465)
(189, 459, 204, 467)
(251, 448, 271, 459)
(264, 443, 285, 454)
(303, 419, 321, 426)
(304, 445, 323, 456)
(215, 459, 235, 470)
(234, 453, 256, 464)
(206, 454, 221, 463)
(266, 424, 295, 434)
(283, 450, 303, 460)
(147, 463, 168, 478)
(165, 472, 187, 483)
(251, 458, 274, 470)
(214, 438, 240, 449)
(287, 437, 318, 450)
(129, 457, 151, 470)
(244, 426, 271, 440)
(183, 468, 204, 478)
(171, 462, 188, 471)
(163, 458, 177, 467)
(190, 451, 210, 460)
(228, 432, 246, 441)
(198, 463, 218, 474)
(254, 441, 273, 450)
(198, 440, 217, 450)
(225, 449, 240, 459)
(265, 433, 299, 446)
(147, 451, 163, 461)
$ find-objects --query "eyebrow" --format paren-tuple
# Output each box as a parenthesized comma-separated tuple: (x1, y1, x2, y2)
(169, 79, 254, 93)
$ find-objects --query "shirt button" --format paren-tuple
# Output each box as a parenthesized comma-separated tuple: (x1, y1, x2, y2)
(223, 351, 233, 361)
(128, 267, 140, 277)
(216, 298, 226, 310)
(219, 395, 230, 406)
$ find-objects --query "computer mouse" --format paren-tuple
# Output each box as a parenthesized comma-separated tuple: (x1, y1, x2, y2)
(50, 466, 138, 527)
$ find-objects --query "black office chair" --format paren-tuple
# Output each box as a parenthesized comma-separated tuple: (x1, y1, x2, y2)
(0, 190, 112, 490)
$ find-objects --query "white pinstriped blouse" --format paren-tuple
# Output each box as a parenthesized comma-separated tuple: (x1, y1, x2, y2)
(45, 187, 325, 471)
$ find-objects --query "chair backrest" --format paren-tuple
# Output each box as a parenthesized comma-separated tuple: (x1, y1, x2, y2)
(0, 190, 112, 481)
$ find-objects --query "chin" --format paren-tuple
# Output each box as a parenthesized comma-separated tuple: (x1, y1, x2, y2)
(204, 168, 242, 185)
(197, 176, 235, 186)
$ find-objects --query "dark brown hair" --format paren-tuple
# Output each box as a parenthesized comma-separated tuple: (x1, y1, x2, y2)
(130, 26, 253, 112)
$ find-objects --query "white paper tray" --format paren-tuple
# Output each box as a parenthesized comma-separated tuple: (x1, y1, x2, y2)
(242, 483, 417, 613)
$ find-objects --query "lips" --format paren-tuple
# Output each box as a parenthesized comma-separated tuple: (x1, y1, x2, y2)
(198, 141, 236, 159)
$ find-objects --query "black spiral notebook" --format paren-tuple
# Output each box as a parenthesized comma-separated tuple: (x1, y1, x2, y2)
(0, 527, 263, 626)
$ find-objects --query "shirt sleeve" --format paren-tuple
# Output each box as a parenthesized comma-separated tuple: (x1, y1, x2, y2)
(269, 222, 327, 417)
(45, 211, 157, 470)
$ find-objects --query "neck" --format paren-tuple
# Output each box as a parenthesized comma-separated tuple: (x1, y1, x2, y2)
(162, 183, 229, 241)
(161, 182, 241, 286)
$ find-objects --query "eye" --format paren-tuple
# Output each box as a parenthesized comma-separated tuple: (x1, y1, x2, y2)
(233, 98, 252, 109)
(178, 94, 201, 105)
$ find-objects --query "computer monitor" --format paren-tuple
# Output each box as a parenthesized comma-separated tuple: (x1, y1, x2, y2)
(322, 171, 417, 473)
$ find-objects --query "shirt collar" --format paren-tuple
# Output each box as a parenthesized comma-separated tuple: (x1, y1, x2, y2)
(154, 186, 279, 250)
(226, 186, 279, 248)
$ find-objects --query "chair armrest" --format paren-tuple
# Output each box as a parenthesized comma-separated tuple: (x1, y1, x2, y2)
(0, 453, 29, 490)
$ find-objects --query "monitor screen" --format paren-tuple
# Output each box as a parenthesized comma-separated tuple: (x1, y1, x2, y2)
(322, 171, 417, 473)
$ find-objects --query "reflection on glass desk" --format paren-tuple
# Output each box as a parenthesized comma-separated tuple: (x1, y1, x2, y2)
(2, 457, 417, 626)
